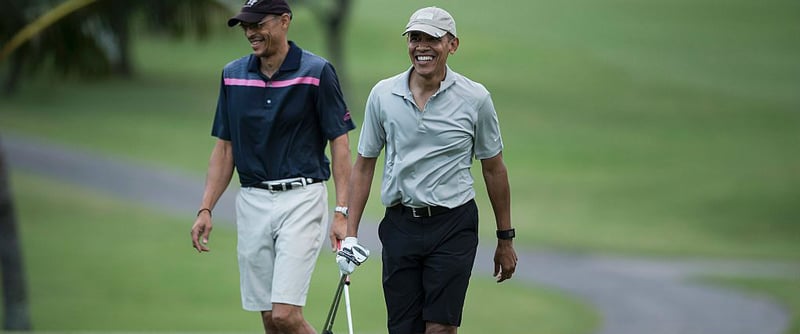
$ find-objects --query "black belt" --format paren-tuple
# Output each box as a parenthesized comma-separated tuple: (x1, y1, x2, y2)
(252, 177, 323, 192)
(391, 204, 451, 218)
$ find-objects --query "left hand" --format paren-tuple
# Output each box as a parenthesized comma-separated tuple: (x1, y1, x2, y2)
(336, 237, 370, 275)
(190, 212, 213, 253)
(493, 240, 518, 283)
(329, 213, 347, 251)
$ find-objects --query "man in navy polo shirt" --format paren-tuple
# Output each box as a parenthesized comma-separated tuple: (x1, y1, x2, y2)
(189, 0, 355, 333)
(337, 6, 518, 334)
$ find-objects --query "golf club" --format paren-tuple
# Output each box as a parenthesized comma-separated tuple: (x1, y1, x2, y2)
(343, 275, 354, 334)
(322, 273, 347, 334)
(336, 240, 356, 334)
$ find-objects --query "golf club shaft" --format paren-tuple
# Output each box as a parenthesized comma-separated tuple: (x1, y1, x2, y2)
(323, 274, 347, 333)
(344, 280, 353, 334)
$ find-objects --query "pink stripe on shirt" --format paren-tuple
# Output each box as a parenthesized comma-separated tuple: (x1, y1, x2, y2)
(223, 78, 266, 87)
(271, 77, 320, 87)
(224, 76, 320, 87)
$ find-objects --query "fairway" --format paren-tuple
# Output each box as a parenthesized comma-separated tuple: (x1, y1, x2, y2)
(1, 0, 799, 332)
(5, 172, 596, 333)
(2, 0, 798, 258)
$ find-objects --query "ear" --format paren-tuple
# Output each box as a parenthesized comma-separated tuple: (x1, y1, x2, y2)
(449, 37, 460, 55)
(279, 13, 291, 28)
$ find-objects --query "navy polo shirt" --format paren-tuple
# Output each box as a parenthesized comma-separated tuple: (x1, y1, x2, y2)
(212, 41, 355, 187)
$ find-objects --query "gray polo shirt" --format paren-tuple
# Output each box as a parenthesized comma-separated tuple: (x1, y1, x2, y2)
(358, 66, 504, 208)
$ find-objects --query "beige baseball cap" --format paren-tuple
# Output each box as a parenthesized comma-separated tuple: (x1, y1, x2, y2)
(402, 7, 457, 38)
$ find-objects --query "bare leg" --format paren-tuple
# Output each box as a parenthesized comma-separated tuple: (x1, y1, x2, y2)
(261, 311, 281, 334)
(426, 321, 457, 334)
(270, 303, 317, 334)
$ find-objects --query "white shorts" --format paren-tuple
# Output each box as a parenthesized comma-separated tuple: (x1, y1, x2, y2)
(235, 182, 328, 311)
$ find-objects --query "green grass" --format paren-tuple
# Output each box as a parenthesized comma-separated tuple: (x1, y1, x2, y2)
(2, 0, 798, 259)
(3, 172, 596, 333)
(2, 0, 800, 331)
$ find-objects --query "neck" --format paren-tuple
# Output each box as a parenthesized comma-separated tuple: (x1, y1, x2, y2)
(260, 41, 290, 78)
(409, 68, 446, 93)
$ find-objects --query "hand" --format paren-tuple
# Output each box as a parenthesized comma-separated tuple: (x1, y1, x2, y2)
(336, 237, 370, 275)
(494, 239, 517, 282)
(329, 213, 348, 251)
(191, 212, 213, 253)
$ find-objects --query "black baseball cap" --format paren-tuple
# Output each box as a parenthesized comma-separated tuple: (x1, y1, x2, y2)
(227, 0, 292, 27)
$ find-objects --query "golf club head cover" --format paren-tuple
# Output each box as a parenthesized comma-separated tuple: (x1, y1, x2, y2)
(337, 237, 370, 275)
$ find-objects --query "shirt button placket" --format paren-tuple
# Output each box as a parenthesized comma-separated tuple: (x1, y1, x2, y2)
(419, 97, 431, 128)
(266, 80, 272, 106)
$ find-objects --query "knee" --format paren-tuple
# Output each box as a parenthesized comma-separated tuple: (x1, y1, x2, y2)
(270, 307, 301, 330)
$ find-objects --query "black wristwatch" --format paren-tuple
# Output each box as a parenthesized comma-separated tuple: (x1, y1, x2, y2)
(496, 228, 516, 240)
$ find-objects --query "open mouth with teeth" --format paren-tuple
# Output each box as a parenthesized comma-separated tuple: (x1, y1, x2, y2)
(415, 55, 434, 62)
(250, 38, 265, 48)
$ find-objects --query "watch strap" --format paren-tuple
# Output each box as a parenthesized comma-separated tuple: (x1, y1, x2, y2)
(496, 228, 515, 240)
(334, 206, 349, 217)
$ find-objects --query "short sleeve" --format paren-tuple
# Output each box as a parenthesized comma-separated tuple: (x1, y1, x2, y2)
(357, 86, 386, 158)
(211, 72, 231, 140)
(317, 63, 355, 140)
(474, 94, 503, 159)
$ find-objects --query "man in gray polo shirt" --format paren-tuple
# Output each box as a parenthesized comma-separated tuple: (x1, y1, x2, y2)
(337, 6, 518, 334)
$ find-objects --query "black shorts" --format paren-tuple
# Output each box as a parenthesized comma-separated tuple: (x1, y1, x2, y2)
(378, 199, 479, 334)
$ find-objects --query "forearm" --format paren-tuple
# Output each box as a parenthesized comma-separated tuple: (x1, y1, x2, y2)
(199, 139, 234, 211)
(330, 134, 352, 207)
(347, 155, 377, 237)
(482, 154, 512, 231)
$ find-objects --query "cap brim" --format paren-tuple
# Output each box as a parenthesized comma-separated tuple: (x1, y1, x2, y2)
(402, 24, 447, 38)
(227, 12, 267, 27)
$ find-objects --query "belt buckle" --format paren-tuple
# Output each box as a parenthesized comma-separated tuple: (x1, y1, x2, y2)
(288, 178, 306, 190)
(265, 177, 307, 192)
(411, 207, 431, 218)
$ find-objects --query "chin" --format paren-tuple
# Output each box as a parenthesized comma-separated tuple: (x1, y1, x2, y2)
(253, 48, 270, 58)
(413, 65, 441, 77)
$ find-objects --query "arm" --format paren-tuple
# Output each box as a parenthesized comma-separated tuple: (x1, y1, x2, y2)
(480, 152, 518, 282)
(335, 155, 377, 275)
(328, 133, 353, 250)
(191, 139, 235, 253)
(346, 155, 378, 238)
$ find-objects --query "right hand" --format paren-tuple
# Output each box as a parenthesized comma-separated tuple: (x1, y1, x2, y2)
(329, 213, 348, 251)
(336, 237, 370, 275)
(191, 210, 213, 252)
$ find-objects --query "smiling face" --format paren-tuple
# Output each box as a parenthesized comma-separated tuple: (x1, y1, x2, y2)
(240, 14, 288, 58)
(407, 31, 459, 81)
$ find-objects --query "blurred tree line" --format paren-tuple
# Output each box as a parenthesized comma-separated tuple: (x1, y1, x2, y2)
(0, 0, 352, 330)
(0, 0, 232, 94)
(0, 0, 352, 95)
